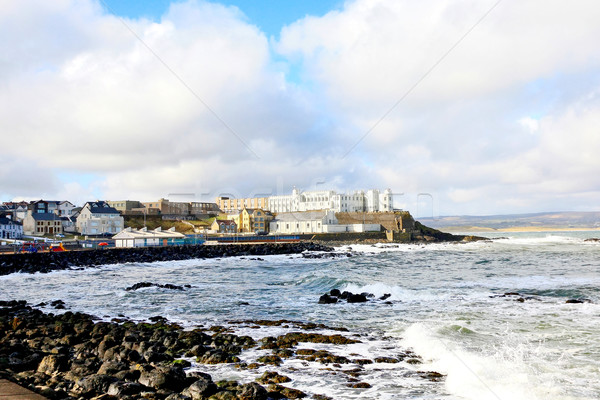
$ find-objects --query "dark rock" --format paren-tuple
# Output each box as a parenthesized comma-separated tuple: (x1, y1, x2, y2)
(238, 382, 268, 400)
(138, 366, 187, 391)
(566, 299, 587, 304)
(318, 294, 338, 304)
(182, 377, 218, 399)
(75, 374, 118, 396)
(347, 294, 368, 303)
(256, 371, 291, 384)
(379, 293, 391, 300)
(107, 381, 148, 396)
(330, 289, 342, 297)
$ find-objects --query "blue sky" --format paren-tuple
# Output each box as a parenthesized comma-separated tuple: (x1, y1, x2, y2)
(2, 0, 600, 216)
(101, 0, 344, 38)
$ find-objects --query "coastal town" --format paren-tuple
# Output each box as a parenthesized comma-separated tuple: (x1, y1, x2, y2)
(0, 188, 419, 248)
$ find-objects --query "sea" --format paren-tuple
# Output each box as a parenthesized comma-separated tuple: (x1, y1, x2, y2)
(1, 231, 600, 400)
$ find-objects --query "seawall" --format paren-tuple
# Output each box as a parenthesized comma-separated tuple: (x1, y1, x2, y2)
(0, 242, 333, 276)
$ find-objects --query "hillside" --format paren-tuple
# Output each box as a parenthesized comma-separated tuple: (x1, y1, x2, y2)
(419, 211, 600, 232)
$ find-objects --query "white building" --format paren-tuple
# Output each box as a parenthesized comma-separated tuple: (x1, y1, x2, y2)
(77, 201, 124, 236)
(0, 217, 23, 239)
(268, 188, 393, 213)
(113, 227, 186, 247)
(269, 210, 381, 234)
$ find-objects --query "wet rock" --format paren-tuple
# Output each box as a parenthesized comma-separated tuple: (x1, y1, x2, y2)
(126, 282, 185, 291)
(182, 376, 218, 399)
(238, 382, 268, 400)
(566, 299, 589, 304)
(256, 371, 291, 385)
(348, 382, 371, 388)
(107, 381, 148, 396)
(417, 371, 445, 382)
(318, 294, 338, 304)
(346, 293, 368, 303)
(75, 374, 118, 396)
(138, 365, 187, 391)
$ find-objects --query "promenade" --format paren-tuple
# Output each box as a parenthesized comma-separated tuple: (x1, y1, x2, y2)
(0, 380, 47, 400)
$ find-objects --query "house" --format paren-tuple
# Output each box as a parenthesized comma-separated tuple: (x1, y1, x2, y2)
(239, 208, 273, 233)
(190, 202, 221, 218)
(269, 210, 338, 234)
(106, 200, 144, 215)
(77, 201, 124, 236)
(112, 227, 186, 248)
(210, 219, 237, 234)
(23, 211, 63, 236)
(143, 199, 191, 219)
(56, 201, 76, 217)
(216, 196, 269, 213)
(269, 210, 382, 234)
(268, 188, 394, 214)
(0, 216, 23, 239)
(1, 202, 28, 221)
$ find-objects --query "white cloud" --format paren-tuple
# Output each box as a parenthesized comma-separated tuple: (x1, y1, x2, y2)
(1, 0, 600, 215)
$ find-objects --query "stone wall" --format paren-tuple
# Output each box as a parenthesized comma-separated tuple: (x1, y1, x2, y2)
(335, 211, 415, 232)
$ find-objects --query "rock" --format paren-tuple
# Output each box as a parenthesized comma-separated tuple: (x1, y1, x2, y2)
(379, 293, 391, 300)
(75, 374, 118, 396)
(347, 293, 368, 303)
(267, 384, 306, 399)
(138, 366, 187, 391)
(256, 371, 291, 385)
(182, 377, 217, 399)
(566, 299, 587, 304)
(97, 360, 128, 375)
(318, 294, 338, 304)
(37, 354, 69, 375)
(107, 381, 148, 396)
(330, 289, 342, 297)
(238, 382, 268, 400)
(348, 382, 371, 388)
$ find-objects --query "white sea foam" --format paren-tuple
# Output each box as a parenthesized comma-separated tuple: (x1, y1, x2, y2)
(399, 323, 596, 400)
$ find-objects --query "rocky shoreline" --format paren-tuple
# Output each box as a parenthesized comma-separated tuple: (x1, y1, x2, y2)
(0, 300, 440, 400)
(0, 243, 333, 276)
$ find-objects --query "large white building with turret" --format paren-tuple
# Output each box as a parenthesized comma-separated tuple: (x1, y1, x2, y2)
(267, 188, 393, 214)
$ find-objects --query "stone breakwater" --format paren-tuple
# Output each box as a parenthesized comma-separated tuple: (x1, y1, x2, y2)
(0, 301, 442, 400)
(0, 243, 333, 276)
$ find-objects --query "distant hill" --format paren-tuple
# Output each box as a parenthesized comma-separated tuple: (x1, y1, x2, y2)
(419, 212, 600, 232)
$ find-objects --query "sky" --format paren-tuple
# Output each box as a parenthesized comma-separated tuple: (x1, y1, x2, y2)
(1, 0, 600, 217)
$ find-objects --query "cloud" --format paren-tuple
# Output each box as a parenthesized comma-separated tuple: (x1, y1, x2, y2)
(1, 0, 600, 215)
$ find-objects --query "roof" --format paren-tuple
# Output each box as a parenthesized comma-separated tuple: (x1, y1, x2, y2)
(112, 227, 186, 240)
(0, 217, 22, 226)
(272, 210, 331, 222)
(214, 220, 236, 226)
(30, 213, 61, 221)
(85, 201, 120, 215)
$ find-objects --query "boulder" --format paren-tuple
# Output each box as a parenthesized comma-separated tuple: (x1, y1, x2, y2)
(238, 382, 268, 400)
(347, 293, 368, 303)
(182, 377, 217, 399)
(318, 294, 338, 304)
(37, 354, 69, 375)
(138, 366, 187, 391)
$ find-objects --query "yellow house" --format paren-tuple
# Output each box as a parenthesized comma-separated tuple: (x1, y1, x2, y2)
(239, 208, 272, 233)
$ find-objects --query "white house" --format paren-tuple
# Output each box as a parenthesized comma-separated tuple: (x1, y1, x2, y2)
(269, 210, 338, 234)
(268, 188, 394, 214)
(113, 227, 186, 247)
(0, 217, 23, 239)
(270, 210, 382, 234)
(77, 201, 124, 235)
